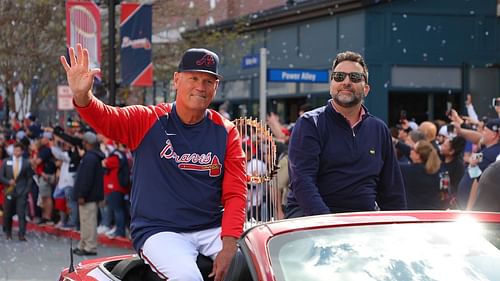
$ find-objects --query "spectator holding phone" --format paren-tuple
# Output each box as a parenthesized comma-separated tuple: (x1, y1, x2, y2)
(493, 97, 500, 118)
(448, 108, 476, 163)
(454, 118, 500, 209)
(465, 94, 479, 123)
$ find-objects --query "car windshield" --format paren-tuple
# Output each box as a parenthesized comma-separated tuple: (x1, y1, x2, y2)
(268, 220, 500, 281)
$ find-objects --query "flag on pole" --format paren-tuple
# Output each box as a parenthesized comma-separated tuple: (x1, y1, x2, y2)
(65, 1, 101, 79)
(120, 3, 153, 87)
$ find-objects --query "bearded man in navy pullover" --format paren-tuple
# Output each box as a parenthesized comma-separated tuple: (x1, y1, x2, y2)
(286, 51, 406, 217)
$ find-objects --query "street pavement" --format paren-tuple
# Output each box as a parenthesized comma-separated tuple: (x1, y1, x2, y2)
(0, 217, 135, 281)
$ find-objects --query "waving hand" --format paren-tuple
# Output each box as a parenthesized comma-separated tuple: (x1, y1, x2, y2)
(60, 43, 101, 107)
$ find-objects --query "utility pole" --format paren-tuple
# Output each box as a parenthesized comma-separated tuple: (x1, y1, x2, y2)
(259, 48, 267, 122)
(108, 0, 116, 106)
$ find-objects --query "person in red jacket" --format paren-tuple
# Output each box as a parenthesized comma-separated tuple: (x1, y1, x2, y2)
(61, 44, 246, 281)
(102, 141, 130, 238)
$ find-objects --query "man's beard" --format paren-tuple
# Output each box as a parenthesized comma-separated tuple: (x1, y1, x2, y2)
(332, 88, 364, 108)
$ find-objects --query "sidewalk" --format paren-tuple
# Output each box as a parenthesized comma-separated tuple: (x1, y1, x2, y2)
(0, 215, 133, 249)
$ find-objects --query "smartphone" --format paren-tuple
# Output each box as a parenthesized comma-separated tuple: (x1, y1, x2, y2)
(492, 98, 500, 107)
(471, 152, 483, 163)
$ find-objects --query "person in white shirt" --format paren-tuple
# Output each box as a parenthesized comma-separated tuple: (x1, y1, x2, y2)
(50, 137, 77, 228)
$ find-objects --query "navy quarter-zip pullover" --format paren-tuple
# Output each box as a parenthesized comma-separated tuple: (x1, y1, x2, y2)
(287, 100, 406, 215)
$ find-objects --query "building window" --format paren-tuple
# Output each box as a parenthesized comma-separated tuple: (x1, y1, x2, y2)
(391, 66, 462, 89)
(219, 79, 251, 99)
(267, 82, 296, 96)
(299, 82, 329, 94)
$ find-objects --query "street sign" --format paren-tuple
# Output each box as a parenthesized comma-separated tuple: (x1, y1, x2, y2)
(57, 85, 74, 111)
(242, 54, 259, 68)
(268, 69, 329, 83)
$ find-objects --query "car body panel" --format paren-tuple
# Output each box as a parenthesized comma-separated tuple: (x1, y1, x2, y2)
(59, 254, 136, 281)
(240, 211, 500, 281)
(60, 211, 500, 281)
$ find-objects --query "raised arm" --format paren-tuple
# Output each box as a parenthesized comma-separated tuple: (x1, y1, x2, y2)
(60, 43, 101, 107)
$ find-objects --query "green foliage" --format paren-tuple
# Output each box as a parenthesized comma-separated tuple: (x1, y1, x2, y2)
(0, 0, 261, 113)
(149, 3, 258, 84)
(0, 0, 66, 114)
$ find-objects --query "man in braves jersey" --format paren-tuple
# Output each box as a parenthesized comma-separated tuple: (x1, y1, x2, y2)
(60, 44, 247, 281)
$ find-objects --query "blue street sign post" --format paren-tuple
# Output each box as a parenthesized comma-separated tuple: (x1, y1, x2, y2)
(268, 69, 329, 83)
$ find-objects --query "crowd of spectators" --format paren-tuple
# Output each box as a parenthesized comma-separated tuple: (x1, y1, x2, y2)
(3, 95, 500, 244)
(0, 113, 132, 244)
(392, 96, 500, 212)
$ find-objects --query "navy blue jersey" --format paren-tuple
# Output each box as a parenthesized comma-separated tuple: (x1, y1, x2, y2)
(76, 98, 246, 251)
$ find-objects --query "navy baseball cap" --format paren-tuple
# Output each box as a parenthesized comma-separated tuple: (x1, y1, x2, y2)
(177, 48, 222, 79)
(485, 118, 500, 133)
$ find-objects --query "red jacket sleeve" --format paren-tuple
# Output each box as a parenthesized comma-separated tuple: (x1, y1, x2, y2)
(74, 97, 171, 150)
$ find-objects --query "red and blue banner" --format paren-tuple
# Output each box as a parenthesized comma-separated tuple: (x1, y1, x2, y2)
(66, 1, 101, 79)
(120, 3, 153, 87)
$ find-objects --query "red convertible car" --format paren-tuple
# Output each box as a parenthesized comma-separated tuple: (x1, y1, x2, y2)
(59, 211, 500, 281)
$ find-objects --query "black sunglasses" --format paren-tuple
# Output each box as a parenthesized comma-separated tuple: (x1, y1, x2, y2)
(331, 72, 366, 83)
